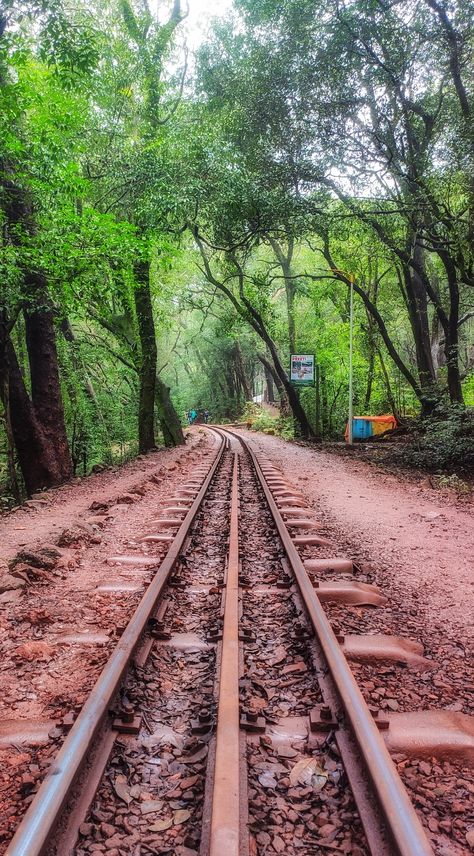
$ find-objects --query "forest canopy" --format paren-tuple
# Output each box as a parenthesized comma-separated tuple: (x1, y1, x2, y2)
(0, 0, 473, 500)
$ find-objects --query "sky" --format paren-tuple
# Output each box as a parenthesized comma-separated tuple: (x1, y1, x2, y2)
(180, 0, 234, 52)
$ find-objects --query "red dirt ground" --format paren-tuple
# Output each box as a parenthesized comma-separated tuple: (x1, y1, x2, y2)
(0, 429, 209, 567)
(238, 429, 474, 639)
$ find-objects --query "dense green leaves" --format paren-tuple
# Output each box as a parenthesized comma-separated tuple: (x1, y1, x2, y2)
(0, 0, 473, 500)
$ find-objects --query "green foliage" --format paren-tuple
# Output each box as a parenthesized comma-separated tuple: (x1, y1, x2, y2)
(1, 0, 473, 497)
(243, 402, 294, 440)
(393, 408, 474, 475)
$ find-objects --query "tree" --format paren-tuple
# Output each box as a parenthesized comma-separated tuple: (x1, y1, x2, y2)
(197, 0, 474, 411)
(114, 0, 187, 452)
(0, 1, 99, 491)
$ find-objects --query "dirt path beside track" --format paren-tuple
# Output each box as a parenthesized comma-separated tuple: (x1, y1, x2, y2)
(0, 429, 208, 567)
(236, 430, 474, 638)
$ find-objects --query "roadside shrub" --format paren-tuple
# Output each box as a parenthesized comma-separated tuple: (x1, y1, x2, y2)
(242, 403, 294, 440)
(397, 406, 474, 475)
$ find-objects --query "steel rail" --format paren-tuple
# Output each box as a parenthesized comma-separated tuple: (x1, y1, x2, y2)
(5, 434, 226, 856)
(209, 451, 241, 856)
(220, 428, 433, 856)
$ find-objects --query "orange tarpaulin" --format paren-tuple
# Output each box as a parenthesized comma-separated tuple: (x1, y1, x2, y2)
(345, 414, 397, 441)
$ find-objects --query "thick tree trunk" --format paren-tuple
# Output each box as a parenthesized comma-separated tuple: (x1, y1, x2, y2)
(443, 260, 464, 404)
(403, 249, 437, 396)
(134, 260, 157, 453)
(24, 288, 72, 481)
(155, 374, 185, 447)
(0, 324, 66, 493)
(1, 369, 21, 502)
(2, 173, 73, 485)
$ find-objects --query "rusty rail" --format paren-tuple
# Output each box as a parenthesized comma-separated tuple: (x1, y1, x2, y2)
(209, 451, 241, 856)
(5, 435, 226, 856)
(219, 428, 433, 856)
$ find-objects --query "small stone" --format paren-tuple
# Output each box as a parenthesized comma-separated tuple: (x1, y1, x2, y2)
(115, 493, 137, 504)
(318, 824, 337, 837)
(104, 835, 123, 849)
(0, 573, 25, 593)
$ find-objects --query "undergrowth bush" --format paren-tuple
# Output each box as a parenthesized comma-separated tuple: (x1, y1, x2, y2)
(396, 406, 474, 475)
(243, 403, 294, 440)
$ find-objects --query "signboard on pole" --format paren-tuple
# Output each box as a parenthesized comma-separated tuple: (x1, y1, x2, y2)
(290, 354, 315, 387)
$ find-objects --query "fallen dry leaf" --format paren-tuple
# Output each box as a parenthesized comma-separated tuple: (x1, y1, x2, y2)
(113, 774, 132, 805)
(258, 771, 278, 789)
(140, 799, 164, 814)
(173, 809, 191, 825)
(289, 757, 328, 790)
(149, 818, 173, 832)
(140, 725, 183, 750)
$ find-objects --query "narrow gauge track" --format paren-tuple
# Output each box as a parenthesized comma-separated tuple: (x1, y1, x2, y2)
(5, 428, 436, 856)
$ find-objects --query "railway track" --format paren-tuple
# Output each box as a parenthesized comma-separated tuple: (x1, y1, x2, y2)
(4, 427, 470, 855)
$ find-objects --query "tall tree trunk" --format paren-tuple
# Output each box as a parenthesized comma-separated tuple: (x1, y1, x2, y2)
(443, 260, 464, 404)
(257, 352, 289, 413)
(264, 363, 275, 402)
(195, 234, 312, 436)
(0, 323, 66, 493)
(234, 341, 252, 401)
(364, 348, 375, 411)
(24, 287, 72, 481)
(402, 241, 437, 399)
(155, 374, 185, 446)
(60, 317, 110, 439)
(134, 260, 157, 453)
(364, 280, 378, 410)
(265, 339, 314, 438)
(375, 344, 401, 422)
(2, 173, 73, 485)
(320, 240, 428, 412)
(315, 363, 321, 437)
(1, 368, 21, 502)
(268, 235, 297, 353)
(320, 366, 329, 436)
(403, 273, 436, 392)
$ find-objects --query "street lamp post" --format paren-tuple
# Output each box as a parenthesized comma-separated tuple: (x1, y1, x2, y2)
(330, 268, 355, 446)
